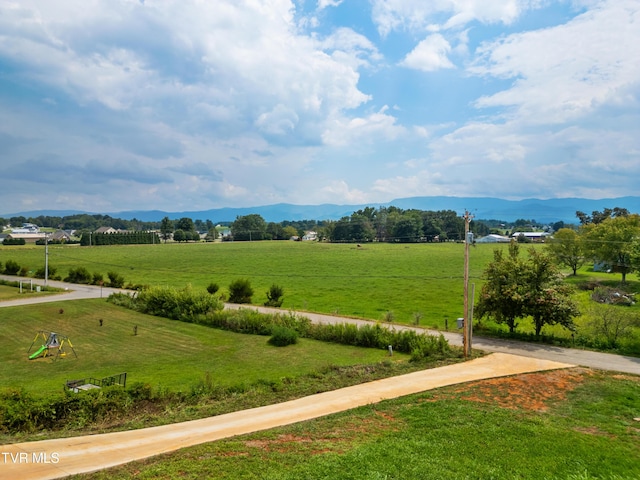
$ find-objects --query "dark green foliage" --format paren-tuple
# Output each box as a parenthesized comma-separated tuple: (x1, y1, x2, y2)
(0, 385, 131, 433)
(3, 259, 21, 275)
(92, 272, 104, 285)
(107, 271, 125, 288)
(264, 284, 284, 307)
(2, 238, 26, 245)
(34, 266, 57, 279)
(268, 326, 299, 346)
(231, 214, 268, 241)
(228, 278, 253, 304)
(64, 266, 92, 284)
(80, 231, 160, 246)
(206, 282, 220, 294)
(109, 285, 224, 323)
(205, 309, 311, 336)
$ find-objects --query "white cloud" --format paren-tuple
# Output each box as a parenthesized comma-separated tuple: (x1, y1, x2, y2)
(317, 0, 344, 9)
(469, 0, 640, 124)
(371, 0, 538, 37)
(400, 34, 455, 72)
(322, 106, 406, 147)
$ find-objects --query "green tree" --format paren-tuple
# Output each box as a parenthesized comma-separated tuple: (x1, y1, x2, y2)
(582, 214, 640, 283)
(282, 226, 298, 239)
(231, 214, 267, 241)
(173, 229, 186, 242)
(476, 242, 579, 337)
(475, 241, 525, 333)
(392, 213, 423, 243)
(522, 249, 579, 337)
(175, 217, 195, 232)
(160, 217, 173, 243)
(547, 228, 584, 275)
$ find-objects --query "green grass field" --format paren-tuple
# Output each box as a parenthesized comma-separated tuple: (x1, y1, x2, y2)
(2, 243, 640, 478)
(2, 240, 639, 337)
(0, 299, 406, 395)
(1, 241, 525, 325)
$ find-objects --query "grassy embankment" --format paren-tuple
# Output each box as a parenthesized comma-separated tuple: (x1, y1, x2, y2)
(74, 367, 640, 480)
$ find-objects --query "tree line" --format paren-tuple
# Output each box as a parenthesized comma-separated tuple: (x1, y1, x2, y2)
(228, 207, 496, 243)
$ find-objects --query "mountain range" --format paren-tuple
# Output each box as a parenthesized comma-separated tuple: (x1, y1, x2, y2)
(3, 196, 640, 225)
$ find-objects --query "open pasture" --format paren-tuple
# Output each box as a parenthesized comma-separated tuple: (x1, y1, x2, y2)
(1, 241, 499, 327)
(0, 299, 404, 395)
(2, 240, 638, 337)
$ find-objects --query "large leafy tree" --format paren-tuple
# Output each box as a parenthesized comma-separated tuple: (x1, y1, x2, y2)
(392, 212, 423, 243)
(231, 214, 267, 241)
(160, 216, 173, 243)
(476, 242, 579, 336)
(576, 207, 630, 225)
(476, 241, 525, 333)
(522, 249, 579, 336)
(175, 217, 195, 233)
(546, 228, 584, 275)
(581, 214, 640, 283)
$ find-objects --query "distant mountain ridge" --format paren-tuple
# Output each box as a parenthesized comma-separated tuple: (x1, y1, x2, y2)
(3, 196, 640, 224)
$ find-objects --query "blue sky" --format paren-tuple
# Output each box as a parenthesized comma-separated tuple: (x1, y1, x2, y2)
(0, 0, 638, 214)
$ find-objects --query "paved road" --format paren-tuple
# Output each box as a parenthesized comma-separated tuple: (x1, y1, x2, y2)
(0, 353, 573, 480)
(228, 304, 640, 375)
(2, 275, 640, 375)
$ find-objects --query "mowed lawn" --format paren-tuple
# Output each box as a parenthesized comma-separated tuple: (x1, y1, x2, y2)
(0, 299, 405, 395)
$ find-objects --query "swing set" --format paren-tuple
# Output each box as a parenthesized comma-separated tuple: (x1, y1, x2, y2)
(28, 331, 77, 361)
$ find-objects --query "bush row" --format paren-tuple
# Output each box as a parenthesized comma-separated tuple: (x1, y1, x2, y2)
(0, 259, 130, 288)
(108, 290, 452, 360)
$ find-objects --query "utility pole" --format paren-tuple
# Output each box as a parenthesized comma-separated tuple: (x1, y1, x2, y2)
(463, 210, 473, 358)
(44, 233, 49, 287)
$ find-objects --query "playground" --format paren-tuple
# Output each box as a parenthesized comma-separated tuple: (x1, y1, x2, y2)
(28, 330, 77, 361)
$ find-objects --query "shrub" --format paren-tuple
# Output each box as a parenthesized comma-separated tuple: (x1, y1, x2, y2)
(34, 266, 57, 279)
(3, 260, 21, 275)
(206, 282, 220, 295)
(92, 272, 104, 285)
(131, 285, 224, 322)
(19, 266, 29, 277)
(107, 271, 125, 288)
(65, 266, 92, 284)
(268, 326, 298, 346)
(264, 284, 284, 307)
(228, 278, 253, 304)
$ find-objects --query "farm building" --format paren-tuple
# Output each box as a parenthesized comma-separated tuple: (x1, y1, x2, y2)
(510, 231, 551, 242)
(476, 234, 510, 243)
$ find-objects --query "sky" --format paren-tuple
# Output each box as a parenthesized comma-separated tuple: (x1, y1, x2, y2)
(0, 0, 639, 215)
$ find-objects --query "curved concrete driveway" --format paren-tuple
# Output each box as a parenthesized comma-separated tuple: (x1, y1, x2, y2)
(0, 353, 572, 480)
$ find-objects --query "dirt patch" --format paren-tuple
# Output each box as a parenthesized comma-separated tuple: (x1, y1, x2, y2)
(431, 367, 590, 412)
(242, 412, 400, 456)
